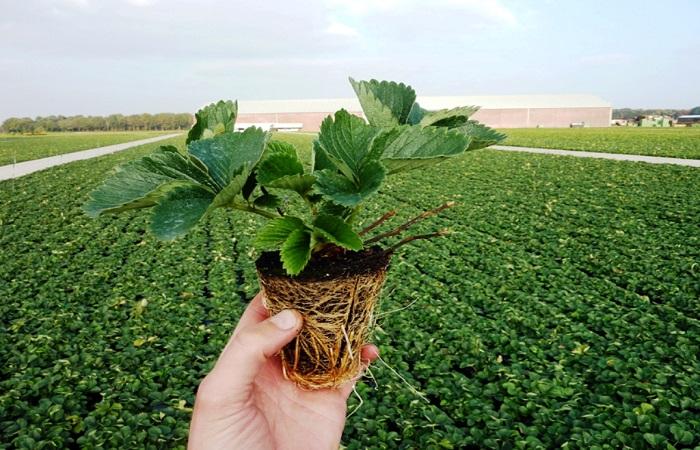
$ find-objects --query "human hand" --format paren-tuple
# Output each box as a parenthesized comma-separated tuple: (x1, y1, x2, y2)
(188, 292, 379, 450)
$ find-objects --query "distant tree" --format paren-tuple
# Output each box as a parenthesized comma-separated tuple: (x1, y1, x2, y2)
(107, 114, 125, 131)
(1, 117, 34, 133)
(1, 112, 193, 133)
(690, 106, 700, 115)
(613, 108, 689, 120)
(1, 118, 15, 132)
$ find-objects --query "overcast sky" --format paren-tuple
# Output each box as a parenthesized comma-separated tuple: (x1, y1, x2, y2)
(2, 0, 698, 120)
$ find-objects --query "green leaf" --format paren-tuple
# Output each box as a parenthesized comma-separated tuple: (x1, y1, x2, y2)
(188, 127, 269, 189)
(313, 215, 363, 251)
(84, 170, 180, 218)
(367, 126, 404, 160)
(265, 174, 316, 196)
(255, 216, 307, 249)
(257, 141, 314, 196)
(186, 100, 238, 144)
(314, 171, 357, 206)
(145, 146, 219, 191)
(265, 140, 299, 158)
(316, 110, 380, 181)
(643, 433, 663, 447)
(317, 201, 352, 220)
(311, 140, 335, 173)
(406, 102, 427, 125)
(150, 184, 214, 240)
(670, 424, 694, 445)
(453, 120, 507, 150)
(209, 166, 250, 210)
(257, 152, 304, 185)
(315, 160, 385, 207)
(374, 126, 471, 174)
(83, 146, 215, 217)
(349, 78, 416, 127)
(280, 229, 312, 275)
(419, 106, 479, 128)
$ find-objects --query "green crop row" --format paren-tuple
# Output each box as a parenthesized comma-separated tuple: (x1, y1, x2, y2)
(0, 131, 173, 166)
(502, 127, 700, 159)
(1, 134, 699, 449)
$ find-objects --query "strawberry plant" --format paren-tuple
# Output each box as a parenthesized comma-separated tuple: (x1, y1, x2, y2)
(83, 77, 505, 388)
(84, 80, 504, 275)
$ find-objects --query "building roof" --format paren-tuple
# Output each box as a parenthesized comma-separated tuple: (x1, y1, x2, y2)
(238, 94, 611, 114)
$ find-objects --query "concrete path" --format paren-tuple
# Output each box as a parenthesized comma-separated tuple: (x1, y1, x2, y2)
(0, 133, 182, 181)
(491, 145, 700, 167)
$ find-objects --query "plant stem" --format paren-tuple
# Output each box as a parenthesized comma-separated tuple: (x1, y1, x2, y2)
(359, 210, 397, 236)
(384, 229, 451, 253)
(365, 202, 456, 244)
(346, 204, 363, 224)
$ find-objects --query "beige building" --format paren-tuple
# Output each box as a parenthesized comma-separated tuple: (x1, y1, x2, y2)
(236, 94, 612, 132)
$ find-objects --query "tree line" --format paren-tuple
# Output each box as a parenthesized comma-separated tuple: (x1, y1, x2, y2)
(1, 113, 193, 134)
(612, 108, 693, 120)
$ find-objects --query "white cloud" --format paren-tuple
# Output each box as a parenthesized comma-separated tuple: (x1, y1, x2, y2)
(324, 0, 517, 26)
(325, 20, 360, 38)
(61, 0, 90, 8)
(126, 0, 156, 6)
(577, 53, 633, 66)
(444, 0, 517, 26)
(324, 0, 404, 16)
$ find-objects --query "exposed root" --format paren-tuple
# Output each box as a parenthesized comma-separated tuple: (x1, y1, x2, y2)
(258, 254, 391, 390)
(346, 384, 364, 419)
(364, 365, 378, 389)
(375, 294, 420, 319)
(375, 354, 429, 403)
(341, 325, 354, 361)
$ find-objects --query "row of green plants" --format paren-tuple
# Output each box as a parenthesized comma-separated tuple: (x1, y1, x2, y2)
(0, 131, 171, 165)
(1, 135, 699, 448)
(503, 127, 700, 159)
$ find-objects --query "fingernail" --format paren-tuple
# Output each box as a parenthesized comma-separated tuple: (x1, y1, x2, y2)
(270, 309, 298, 330)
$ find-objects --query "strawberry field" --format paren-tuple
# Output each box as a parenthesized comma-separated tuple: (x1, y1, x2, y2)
(0, 131, 171, 165)
(1, 134, 699, 448)
(503, 127, 700, 159)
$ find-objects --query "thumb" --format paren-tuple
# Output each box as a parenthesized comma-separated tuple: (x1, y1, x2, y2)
(210, 309, 302, 391)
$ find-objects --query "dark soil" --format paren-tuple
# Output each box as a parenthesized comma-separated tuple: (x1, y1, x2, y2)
(256, 245, 391, 281)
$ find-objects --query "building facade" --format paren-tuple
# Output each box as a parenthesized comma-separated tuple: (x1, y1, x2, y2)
(235, 94, 612, 132)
